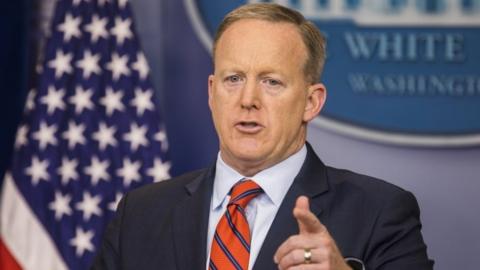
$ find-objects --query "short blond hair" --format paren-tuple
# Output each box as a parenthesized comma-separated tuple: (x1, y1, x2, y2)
(213, 3, 326, 83)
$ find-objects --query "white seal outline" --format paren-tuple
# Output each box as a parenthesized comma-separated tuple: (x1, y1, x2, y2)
(183, 0, 480, 148)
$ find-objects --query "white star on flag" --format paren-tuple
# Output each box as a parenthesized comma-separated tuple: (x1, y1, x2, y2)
(70, 227, 95, 257)
(48, 50, 73, 78)
(155, 129, 169, 151)
(25, 156, 50, 185)
(123, 123, 148, 151)
(49, 191, 73, 220)
(72, 0, 91, 6)
(57, 157, 79, 185)
(116, 158, 141, 187)
(25, 89, 36, 111)
(75, 192, 103, 221)
(14, 124, 28, 149)
(57, 13, 82, 41)
(132, 52, 149, 79)
(110, 16, 132, 45)
(32, 121, 58, 150)
(76, 50, 101, 79)
(108, 192, 123, 211)
(98, 0, 111, 6)
(147, 158, 171, 182)
(131, 88, 154, 115)
(84, 156, 110, 186)
(62, 121, 86, 149)
(100, 87, 125, 116)
(40, 86, 66, 114)
(69, 86, 95, 114)
(84, 14, 108, 43)
(118, 0, 128, 8)
(106, 52, 130, 81)
(92, 122, 117, 150)
(155, 130, 166, 142)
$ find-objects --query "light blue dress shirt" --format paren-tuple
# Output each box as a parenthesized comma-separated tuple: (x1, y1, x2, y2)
(206, 145, 307, 270)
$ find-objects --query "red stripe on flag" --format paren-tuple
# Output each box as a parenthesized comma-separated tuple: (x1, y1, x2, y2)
(0, 238, 22, 270)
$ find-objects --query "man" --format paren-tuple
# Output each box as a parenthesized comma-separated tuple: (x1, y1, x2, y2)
(92, 3, 433, 270)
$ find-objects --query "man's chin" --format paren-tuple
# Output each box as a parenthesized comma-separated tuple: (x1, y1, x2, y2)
(229, 148, 264, 162)
(230, 140, 267, 158)
(221, 146, 270, 173)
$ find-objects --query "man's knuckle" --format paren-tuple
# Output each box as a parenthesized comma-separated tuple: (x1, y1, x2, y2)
(325, 238, 333, 248)
(319, 237, 333, 249)
(309, 217, 319, 227)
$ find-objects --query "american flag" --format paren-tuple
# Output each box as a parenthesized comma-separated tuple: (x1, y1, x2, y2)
(0, 0, 170, 269)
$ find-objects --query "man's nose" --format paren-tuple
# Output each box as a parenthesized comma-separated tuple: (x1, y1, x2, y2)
(240, 80, 261, 110)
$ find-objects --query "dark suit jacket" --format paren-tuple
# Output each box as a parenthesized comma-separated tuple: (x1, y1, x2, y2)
(92, 144, 433, 270)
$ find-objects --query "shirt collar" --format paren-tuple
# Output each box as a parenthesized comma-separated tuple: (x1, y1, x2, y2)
(212, 145, 307, 210)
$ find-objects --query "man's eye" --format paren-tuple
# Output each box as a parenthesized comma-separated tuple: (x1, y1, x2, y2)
(226, 75, 241, 83)
(264, 79, 282, 86)
(267, 79, 280, 85)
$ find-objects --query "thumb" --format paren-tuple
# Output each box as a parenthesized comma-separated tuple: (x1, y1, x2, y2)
(293, 196, 325, 234)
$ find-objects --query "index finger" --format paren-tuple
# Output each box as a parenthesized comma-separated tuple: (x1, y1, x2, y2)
(294, 196, 325, 234)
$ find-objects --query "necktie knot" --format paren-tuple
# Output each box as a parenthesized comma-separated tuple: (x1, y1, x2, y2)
(228, 179, 263, 209)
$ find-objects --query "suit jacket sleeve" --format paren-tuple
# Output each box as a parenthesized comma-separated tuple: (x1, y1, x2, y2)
(364, 190, 434, 270)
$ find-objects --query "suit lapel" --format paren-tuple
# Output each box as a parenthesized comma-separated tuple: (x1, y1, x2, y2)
(172, 167, 215, 270)
(253, 144, 329, 269)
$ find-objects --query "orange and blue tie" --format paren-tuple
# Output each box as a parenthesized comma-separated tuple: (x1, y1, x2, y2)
(209, 179, 263, 270)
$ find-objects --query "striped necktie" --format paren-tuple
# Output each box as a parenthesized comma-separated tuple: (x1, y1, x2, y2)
(209, 179, 263, 270)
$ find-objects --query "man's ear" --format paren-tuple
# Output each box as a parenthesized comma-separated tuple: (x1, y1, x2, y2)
(208, 74, 214, 110)
(303, 83, 327, 122)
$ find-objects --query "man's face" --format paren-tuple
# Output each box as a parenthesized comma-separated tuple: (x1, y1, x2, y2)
(208, 19, 326, 176)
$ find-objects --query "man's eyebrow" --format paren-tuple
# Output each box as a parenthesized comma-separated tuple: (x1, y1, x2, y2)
(257, 70, 286, 79)
(217, 67, 286, 79)
(258, 70, 278, 76)
(218, 69, 245, 76)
